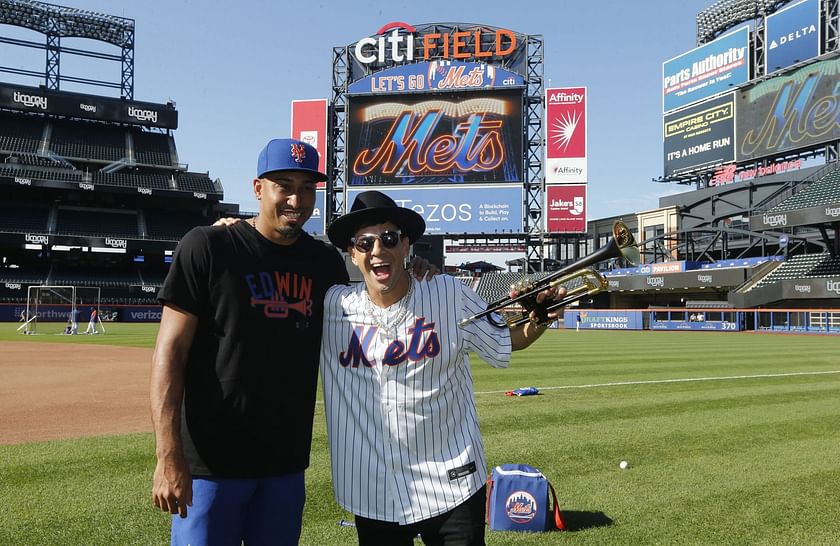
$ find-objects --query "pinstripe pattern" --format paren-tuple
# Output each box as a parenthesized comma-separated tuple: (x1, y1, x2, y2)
(320, 274, 511, 524)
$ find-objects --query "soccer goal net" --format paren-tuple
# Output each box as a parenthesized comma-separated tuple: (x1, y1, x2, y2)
(22, 286, 102, 335)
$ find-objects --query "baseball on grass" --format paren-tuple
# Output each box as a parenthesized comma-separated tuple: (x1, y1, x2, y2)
(619, 460, 629, 470)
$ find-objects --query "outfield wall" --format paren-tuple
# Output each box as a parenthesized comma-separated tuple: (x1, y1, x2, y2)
(564, 309, 840, 334)
(0, 304, 161, 323)
(4, 304, 838, 333)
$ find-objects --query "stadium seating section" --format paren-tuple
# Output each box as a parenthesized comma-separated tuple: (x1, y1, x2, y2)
(0, 199, 50, 233)
(0, 112, 43, 154)
(50, 119, 126, 162)
(766, 168, 840, 214)
(176, 172, 217, 194)
(751, 253, 840, 290)
(92, 171, 172, 190)
(144, 208, 211, 240)
(132, 129, 175, 166)
(55, 208, 139, 238)
(476, 271, 552, 303)
(49, 265, 142, 288)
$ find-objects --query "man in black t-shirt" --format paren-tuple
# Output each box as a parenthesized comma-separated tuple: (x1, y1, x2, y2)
(150, 138, 349, 545)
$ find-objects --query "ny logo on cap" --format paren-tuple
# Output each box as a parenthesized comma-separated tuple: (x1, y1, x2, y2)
(290, 143, 306, 164)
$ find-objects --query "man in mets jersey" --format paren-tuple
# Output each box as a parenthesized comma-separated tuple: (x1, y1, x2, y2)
(319, 191, 562, 545)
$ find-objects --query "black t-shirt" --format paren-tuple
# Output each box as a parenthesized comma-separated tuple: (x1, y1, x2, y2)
(158, 222, 349, 477)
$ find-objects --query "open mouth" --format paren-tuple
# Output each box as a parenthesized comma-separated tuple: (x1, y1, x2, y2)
(371, 262, 393, 281)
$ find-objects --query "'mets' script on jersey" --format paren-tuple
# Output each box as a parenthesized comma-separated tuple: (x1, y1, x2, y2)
(338, 317, 440, 367)
(319, 275, 511, 525)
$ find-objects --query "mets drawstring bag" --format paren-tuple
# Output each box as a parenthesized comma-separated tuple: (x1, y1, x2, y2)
(486, 464, 566, 532)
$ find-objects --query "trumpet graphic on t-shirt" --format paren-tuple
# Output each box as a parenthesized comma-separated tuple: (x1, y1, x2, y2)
(250, 293, 312, 318)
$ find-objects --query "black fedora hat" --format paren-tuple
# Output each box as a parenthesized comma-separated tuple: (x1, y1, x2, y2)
(328, 190, 425, 249)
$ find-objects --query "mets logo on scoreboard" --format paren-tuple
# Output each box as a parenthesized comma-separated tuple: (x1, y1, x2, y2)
(505, 491, 538, 523)
(290, 143, 306, 163)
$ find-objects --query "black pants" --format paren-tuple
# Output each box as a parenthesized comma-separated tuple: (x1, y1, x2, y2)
(355, 485, 487, 546)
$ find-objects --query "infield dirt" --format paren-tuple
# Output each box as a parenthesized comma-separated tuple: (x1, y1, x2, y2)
(0, 342, 151, 445)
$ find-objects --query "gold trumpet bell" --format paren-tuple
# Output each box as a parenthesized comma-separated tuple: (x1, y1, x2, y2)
(613, 221, 641, 266)
(459, 220, 639, 329)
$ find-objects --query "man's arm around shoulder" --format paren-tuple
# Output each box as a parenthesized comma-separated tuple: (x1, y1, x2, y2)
(150, 303, 198, 518)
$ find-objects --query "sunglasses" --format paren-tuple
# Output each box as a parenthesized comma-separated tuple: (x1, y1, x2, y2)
(351, 230, 403, 253)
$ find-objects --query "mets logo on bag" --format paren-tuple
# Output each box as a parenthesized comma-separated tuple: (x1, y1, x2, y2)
(505, 490, 538, 523)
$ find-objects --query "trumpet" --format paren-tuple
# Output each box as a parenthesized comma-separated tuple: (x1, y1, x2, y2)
(459, 221, 640, 328)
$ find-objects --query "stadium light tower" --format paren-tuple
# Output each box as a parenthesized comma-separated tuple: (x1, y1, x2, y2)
(695, 0, 788, 45)
(0, 0, 135, 98)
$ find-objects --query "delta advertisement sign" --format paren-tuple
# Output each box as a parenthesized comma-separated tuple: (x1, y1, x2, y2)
(305, 190, 325, 236)
(663, 26, 750, 113)
(347, 185, 522, 234)
(765, 0, 820, 75)
(545, 87, 587, 183)
(348, 61, 524, 95)
(291, 99, 328, 189)
(545, 184, 586, 233)
(350, 22, 522, 68)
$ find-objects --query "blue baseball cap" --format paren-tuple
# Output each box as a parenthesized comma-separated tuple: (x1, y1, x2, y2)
(256, 138, 328, 181)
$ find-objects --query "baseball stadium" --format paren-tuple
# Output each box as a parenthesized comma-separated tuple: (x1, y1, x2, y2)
(1, 0, 840, 544)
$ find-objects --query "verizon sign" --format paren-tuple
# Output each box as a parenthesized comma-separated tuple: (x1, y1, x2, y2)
(545, 184, 586, 233)
(545, 87, 587, 183)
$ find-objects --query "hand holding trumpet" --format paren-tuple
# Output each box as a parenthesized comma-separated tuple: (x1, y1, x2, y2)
(507, 283, 567, 350)
(509, 280, 567, 327)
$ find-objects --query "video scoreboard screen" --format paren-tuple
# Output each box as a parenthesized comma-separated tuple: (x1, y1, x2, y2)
(347, 89, 523, 186)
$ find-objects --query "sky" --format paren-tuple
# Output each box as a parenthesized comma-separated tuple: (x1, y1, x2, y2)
(2, 0, 718, 266)
(0, 0, 718, 212)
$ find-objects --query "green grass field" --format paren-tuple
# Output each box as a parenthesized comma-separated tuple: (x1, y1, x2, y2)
(1, 324, 839, 545)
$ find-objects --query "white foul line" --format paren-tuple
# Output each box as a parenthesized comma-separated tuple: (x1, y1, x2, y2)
(477, 370, 840, 395)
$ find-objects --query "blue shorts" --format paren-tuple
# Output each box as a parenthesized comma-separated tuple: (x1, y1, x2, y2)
(171, 472, 305, 546)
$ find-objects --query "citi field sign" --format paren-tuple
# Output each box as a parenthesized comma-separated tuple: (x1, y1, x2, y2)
(351, 22, 522, 66)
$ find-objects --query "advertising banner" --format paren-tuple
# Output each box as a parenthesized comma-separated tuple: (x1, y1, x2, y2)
(662, 27, 749, 113)
(663, 93, 735, 176)
(305, 190, 326, 236)
(121, 306, 163, 322)
(749, 202, 840, 230)
(545, 87, 586, 183)
(347, 22, 527, 77)
(347, 185, 522, 234)
(0, 171, 213, 201)
(604, 268, 748, 291)
(783, 277, 840, 299)
(563, 310, 645, 330)
(348, 61, 524, 95)
(765, 0, 820, 75)
(736, 57, 840, 162)
(291, 99, 328, 189)
(650, 318, 741, 331)
(545, 184, 586, 233)
(347, 90, 523, 186)
(0, 82, 177, 129)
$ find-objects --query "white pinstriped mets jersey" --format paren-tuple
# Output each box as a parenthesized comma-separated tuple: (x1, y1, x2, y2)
(319, 274, 512, 525)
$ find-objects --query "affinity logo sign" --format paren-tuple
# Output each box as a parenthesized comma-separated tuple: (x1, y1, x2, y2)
(545, 87, 586, 183)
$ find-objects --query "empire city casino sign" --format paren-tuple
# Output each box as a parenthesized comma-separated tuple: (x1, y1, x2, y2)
(352, 22, 519, 66)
